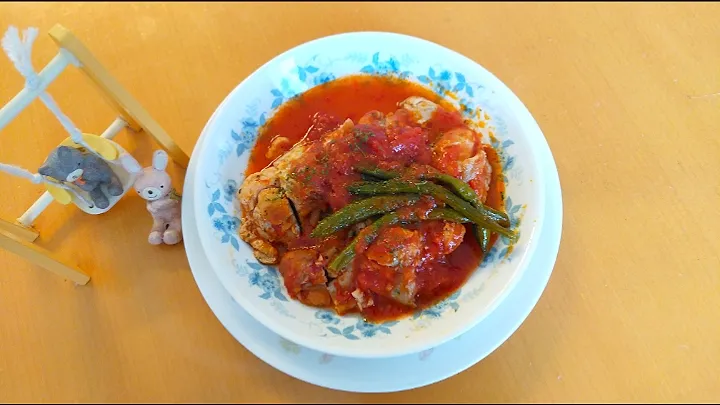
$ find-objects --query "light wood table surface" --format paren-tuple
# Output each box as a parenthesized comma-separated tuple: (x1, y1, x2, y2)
(0, 2, 717, 403)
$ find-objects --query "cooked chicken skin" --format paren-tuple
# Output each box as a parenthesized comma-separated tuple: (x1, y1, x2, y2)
(237, 117, 354, 264)
(363, 226, 423, 307)
(279, 249, 332, 307)
(251, 187, 300, 243)
(237, 141, 308, 264)
(400, 97, 492, 203)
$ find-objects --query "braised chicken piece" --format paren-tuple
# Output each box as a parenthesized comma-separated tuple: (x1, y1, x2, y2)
(421, 220, 467, 263)
(366, 227, 422, 269)
(400, 97, 492, 203)
(328, 266, 359, 315)
(278, 249, 332, 307)
(359, 226, 423, 307)
(237, 116, 352, 263)
(237, 167, 287, 264)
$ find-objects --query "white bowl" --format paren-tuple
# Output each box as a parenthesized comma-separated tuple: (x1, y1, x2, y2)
(189, 32, 551, 359)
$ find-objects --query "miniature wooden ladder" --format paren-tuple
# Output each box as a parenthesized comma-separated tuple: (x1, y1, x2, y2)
(0, 24, 189, 285)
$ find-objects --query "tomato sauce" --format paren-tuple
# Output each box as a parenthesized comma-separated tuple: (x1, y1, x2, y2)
(245, 74, 507, 323)
(247, 76, 454, 173)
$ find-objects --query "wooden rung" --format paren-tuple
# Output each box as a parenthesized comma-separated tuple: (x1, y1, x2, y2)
(47, 24, 189, 168)
(47, 24, 141, 133)
(0, 218, 39, 242)
(17, 192, 55, 228)
(0, 227, 89, 285)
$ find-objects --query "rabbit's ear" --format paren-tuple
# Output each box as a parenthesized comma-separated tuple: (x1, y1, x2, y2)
(152, 150, 169, 171)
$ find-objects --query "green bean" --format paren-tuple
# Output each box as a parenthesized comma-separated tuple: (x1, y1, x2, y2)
(428, 172, 495, 253)
(348, 180, 378, 188)
(429, 172, 481, 207)
(310, 194, 420, 238)
(348, 180, 518, 241)
(427, 208, 472, 223)
(473, 225, 492, 253)
(358, 167, 479, 206)
(357, 166, 398, 181)
(360, 173, 382, 182)
(356, 166, 509, 226)
(327, 207, 474, 277)
(474, 204, 509, 227)
(422, 171, 497, 253)
(355, 167, 507, 255)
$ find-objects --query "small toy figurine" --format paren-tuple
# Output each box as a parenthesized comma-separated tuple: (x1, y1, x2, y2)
(133, 150, 182, 245)
(38, 145, 124, 210)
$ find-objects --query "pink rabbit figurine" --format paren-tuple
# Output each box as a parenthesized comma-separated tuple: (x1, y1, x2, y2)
(133, 150, 183, 245)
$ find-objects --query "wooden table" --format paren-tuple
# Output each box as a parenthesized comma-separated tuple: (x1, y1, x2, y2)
(0, 2, 717, 403)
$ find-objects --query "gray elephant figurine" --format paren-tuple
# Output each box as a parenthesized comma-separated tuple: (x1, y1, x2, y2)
(38, 145, 123, 209)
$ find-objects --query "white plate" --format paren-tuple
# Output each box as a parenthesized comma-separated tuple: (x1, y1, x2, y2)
(191, 32, 552, 358)
(182, 127, 563, 393)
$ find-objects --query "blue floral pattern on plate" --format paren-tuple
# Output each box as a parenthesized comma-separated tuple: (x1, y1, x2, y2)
(316, 310, 400, 340)
(247, 260, 288, 302)
(202, 50, 526, 340)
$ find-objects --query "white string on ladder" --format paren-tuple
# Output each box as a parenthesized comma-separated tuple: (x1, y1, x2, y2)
(1, 26, 104, 159)
(0, 26, 96, 207)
